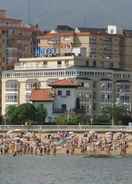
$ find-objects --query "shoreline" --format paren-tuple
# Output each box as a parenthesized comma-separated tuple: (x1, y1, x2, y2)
(1, 153, 132, 157)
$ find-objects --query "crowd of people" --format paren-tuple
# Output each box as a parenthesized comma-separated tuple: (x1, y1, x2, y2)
(0, 130, 129, 157)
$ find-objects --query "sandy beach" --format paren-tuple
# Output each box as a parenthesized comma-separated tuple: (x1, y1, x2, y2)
(0, 130, 131, 157)
(34, 132, 132, 156)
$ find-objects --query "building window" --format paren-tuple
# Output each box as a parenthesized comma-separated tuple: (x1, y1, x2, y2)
(26, 79, 40, 90)
(125, 96, 130, 103)
(6, 80, 18, 92)
(43, 61, 48, 66)
(66, 90, 70, 96)
(120, 96, 130, 103)
(86, 59, 89, 66)
(5, 94, 17, 103)
(101, 94, 105, 102)
(26, 93, 31, 102)
(65, 60, 69, 66)
(58, 90, 62, 96)
(57, 60, 62, 65)
(93, 60, 96, 67)
(61, 104, 67, 111)
(37, 39, 40, 44)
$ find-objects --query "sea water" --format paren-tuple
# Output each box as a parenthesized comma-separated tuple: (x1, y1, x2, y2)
(0, 155, 132, 184)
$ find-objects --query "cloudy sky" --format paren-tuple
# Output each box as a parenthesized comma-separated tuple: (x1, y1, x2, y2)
(0, 0, 132, 30)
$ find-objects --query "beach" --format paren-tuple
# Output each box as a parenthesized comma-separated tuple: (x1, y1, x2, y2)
(0, 129, 132, 157)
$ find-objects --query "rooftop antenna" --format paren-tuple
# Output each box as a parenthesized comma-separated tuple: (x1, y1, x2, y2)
(27, 0, 31, 25)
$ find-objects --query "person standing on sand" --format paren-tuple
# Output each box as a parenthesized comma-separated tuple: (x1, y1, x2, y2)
(0, 130, 130, 157)
(46, 144, 51, 155)
(65, 142, 70, 155)
(53, 144, 57, 155)
(70, 144, 75, 155)
(14, 140, 21, 156)
(0, 141, 5, 155)
(120, 139, 128, 156)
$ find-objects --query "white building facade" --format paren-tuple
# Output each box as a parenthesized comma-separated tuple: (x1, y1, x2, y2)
(31, 79, 80, 122)
(1, 56, 132, 119)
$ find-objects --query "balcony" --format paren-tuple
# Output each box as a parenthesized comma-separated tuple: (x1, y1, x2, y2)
(74, 107, 86, 113)
(53, 108, 67, 113)
(53, 107, 83, 113)
(14, 63, 73, 70)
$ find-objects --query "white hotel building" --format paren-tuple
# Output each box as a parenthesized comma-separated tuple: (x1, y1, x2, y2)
(1, 55, 132, 118)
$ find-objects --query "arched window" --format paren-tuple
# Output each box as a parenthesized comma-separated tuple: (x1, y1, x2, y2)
(26, 79, 40, 90)
(6, 80, 18, 92)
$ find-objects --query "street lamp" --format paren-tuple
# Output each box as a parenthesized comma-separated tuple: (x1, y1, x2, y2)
(108, 73, 116, 127)
(90, 117, 93, 128)
(4, 117, 6, 126)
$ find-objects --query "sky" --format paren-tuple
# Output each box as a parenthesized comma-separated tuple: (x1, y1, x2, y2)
(0, 0, 132, 30)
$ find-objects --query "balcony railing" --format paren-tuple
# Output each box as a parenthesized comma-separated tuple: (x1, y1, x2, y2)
(74, 108, 85, 113)
(53, 108, 84, 114)
(53, 108, 66, 113)
(0, 125, 131, 132)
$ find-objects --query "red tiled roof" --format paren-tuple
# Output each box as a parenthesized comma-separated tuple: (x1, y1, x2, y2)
(31, 89, 54, 102)
(49, 79, 80, 88)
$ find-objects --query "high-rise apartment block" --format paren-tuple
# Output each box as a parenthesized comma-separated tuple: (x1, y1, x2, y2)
(37, 25, 132, 71)
(120, 30, 132, 70)
(0, 9, 41, 69)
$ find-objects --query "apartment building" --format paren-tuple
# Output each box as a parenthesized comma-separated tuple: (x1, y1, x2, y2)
(37, 25, 74, 57)
(120, 30, 132, 70)
(37, 25, 132, 71)
(0, 9, 42, 114)
(0, 9, 41, 70)
(0, 28, 5, 68)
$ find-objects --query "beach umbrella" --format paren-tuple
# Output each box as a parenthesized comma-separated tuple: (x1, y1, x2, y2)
(55, 139, 66, 145)
(13, 137, 21, 141)
(105, 132, 113, 138)
(7, 129, 25, 134)
(89, 130, 95, 135)
(24, 132, 32, 137)
(105, 132, 112, 135)
(7, 130, 15, 135)
(113, 132, 122, 140)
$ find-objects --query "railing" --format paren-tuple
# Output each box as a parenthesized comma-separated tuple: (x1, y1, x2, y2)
(53, 108, 66, 113)
(0, 125, 132, 132)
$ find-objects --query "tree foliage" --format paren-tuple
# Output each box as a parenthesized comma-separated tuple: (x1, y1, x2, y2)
(5, 103, 47, 125)
(95, 105, 132, 125)
(35, 104, 47, 124)
(56, 114, 81, 125)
